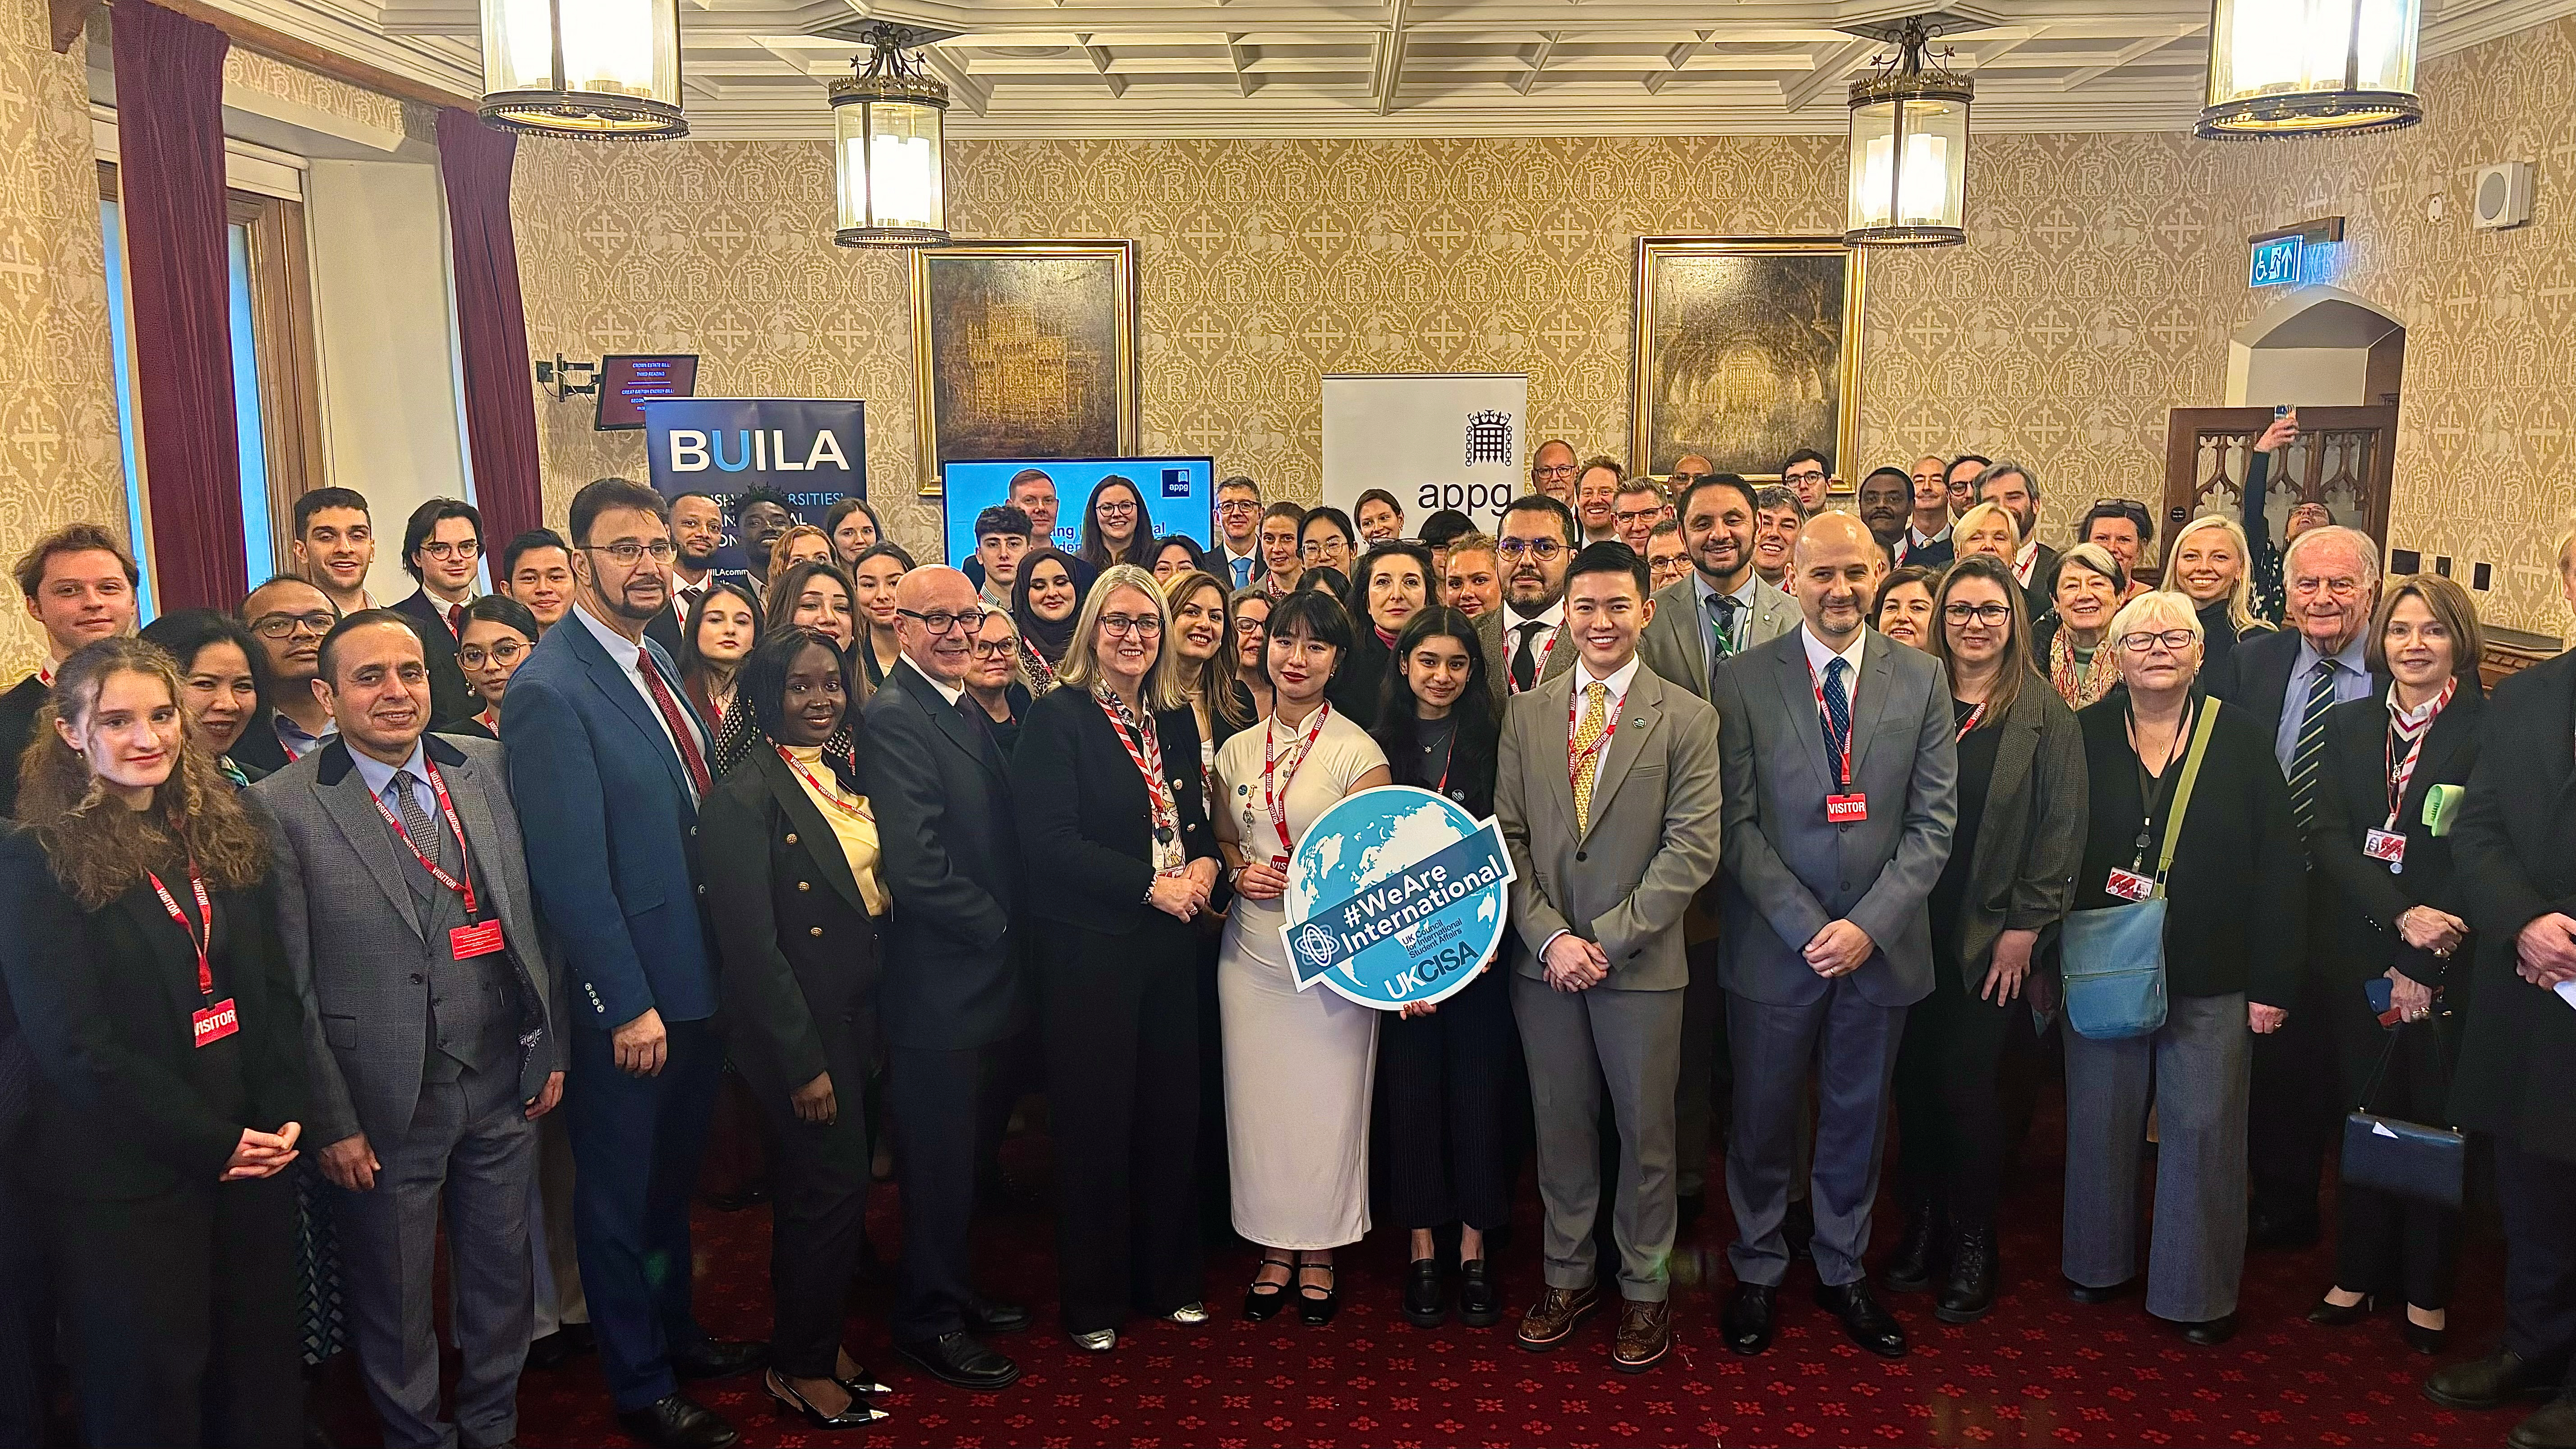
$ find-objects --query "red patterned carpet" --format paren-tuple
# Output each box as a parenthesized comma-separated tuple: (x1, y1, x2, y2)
(480, 1095, 2520, 1449)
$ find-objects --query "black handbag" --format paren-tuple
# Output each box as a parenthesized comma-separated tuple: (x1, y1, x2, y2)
(2338, 1005, 2466, 1210)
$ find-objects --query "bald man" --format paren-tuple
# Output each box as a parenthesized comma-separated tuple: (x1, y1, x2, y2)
(1708, 512, 1957, 1363)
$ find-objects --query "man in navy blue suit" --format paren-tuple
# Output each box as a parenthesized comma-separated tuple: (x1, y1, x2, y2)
(504, 478, 763, 1449)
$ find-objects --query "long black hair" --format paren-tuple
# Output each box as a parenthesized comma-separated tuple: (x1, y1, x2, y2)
(721, 625, 862, 792)
(1369, 605, 1499, 814)
(138, 607, 272, 728)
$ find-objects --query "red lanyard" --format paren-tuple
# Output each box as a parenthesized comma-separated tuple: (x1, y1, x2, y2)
(1808, 658, 1856, 790)
(146, 860, 215, 997)
(1262, 702, 1331, 859)
(1509, 619, 1559, 695)
(1954, 700, 1987, 741)
(369, 761, 481, 921)
(775, 744, 870, 823)
(2383, 678, 2456, 828)
(1095, 691, 1179, 848)
(1568, 677, 1625, 793)
(1019, 637, 1058, 689)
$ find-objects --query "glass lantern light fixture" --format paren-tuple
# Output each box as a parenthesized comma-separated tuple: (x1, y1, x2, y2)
(832, 27, 950, 247)
(1845, 18, 1972, 247)
(478, 0, 686, 139)
(2198, 0, 2421, 137)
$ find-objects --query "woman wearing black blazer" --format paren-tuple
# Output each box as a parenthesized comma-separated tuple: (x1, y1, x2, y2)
(1366, 607, 1516, 1330)
(1012, 565, 1221, 1351)
(1886, 556, 2087, 1323)
(2301, 575, 2484, 1354)
(700, 627, 891, 1432)
(0, 637, 308, 1448)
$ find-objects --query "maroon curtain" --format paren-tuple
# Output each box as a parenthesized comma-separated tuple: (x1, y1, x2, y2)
(111, 1, 246, 612)
(438, 109, 545, 548)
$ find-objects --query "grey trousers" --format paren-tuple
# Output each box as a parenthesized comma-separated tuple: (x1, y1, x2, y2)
(529, 1109, 588, 1337)
(335, 1063, 538, 1449)
(1513, 972, 1683, 1302)
(2061, 991, 2250, 1324)
(1724, 982, 1905, 1288)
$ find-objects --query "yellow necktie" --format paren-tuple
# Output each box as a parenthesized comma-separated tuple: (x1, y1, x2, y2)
(1572, 681, 1609, 835)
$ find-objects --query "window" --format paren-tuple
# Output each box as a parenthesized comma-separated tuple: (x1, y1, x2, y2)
(98, 161, 326, 616)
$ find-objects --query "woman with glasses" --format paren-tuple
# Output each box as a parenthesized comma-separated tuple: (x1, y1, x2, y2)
(1012, 566, 1219, 1351)
(963, 606, 1035, 760)
(1078, 475, 1158, 573)
(2165, 515, 2275, 676)
(2065, 591, 2304, 1347)
(1872, 566, 1940, 652)
(1299, 507, 1357, 580)
(826, 497, 883, 571)
(1152, 537, 1209, 588)
(848, 545, 912, 694)
(1883, 556, 2085, 1322)
(1211, 591, 1391, 1325)
(1014, 548, 1084, 692)
(764, 561, 859, 654)
(440, 596, 544, 740)
(1333, 542, 1436, 727)
(679, 579, 763, 731)
(1233, 588, 1276, 724)
(2302, 574, 2484, 1355)
(2037, 543, 2129, 709)
(139, 609, 271, 786)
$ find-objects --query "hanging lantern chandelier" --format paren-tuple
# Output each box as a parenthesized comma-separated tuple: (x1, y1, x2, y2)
(478, 0, 686, 139)
(832, 26, 951, 247)
(2198, 0, 2422, 137)
(1844, 18, 1972, 247)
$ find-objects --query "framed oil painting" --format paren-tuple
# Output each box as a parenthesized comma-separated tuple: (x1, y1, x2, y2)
(911, 239, 1138, 494)
(1630, 237, 1863, 483)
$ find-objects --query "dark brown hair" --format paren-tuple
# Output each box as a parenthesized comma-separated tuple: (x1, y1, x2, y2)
(2366, 572, 2484, 681)
(1926, 553, 2034, 730)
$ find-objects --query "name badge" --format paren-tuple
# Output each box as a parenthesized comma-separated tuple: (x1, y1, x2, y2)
(2364, 828, 2408, 871)
(450, 920, 506, 960)
(1270, 854, 1292, 874)
(192, 998, 240, 1048)
(1825, 793, 1868, 823)
(2105, 868, 2155, 902)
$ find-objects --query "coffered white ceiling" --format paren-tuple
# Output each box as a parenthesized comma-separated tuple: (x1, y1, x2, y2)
(205, 0, 2576, 138)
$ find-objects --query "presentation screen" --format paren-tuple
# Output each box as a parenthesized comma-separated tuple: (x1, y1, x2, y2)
(596, 354, 699, 430)
(940, 456, 1215, 568)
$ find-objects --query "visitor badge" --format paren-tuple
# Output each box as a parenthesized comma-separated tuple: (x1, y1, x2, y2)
(1270, 854, 1291, 874)
(2105, 868, 2155, 902)
(1825, 793, 1868, 823)
(450, 920, 506, 959)
(192, 998, 241, 1048)
(2364, 828, 2407, 869)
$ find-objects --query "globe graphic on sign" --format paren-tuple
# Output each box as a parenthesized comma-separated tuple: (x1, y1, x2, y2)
(1280, 785, 1514, 1010)
(1284, 787, 1479, 923)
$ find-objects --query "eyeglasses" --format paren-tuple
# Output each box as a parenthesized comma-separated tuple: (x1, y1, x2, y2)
(2118, 629, 2199, 653)
(1099, 612, 1163, 638)
(1234, 616, 1268, 634)
(419, 540, 480, 561)
(2291, 575, 2364, 598)
(1096, 501, 1139, 518)
(1216, 500, 1260, 515)
(1942, 602, 2013, 625)
(582, 540, 676, 565)
(897, 608, 973, 636)
(2090, 499, 2151, 520)
(1533, 462, 1578, 479)
(457, 640, 526, 669)
(1669, 471, 1712, 485)
(969, 639, 1016, 659)
(1495, 538, 1565, 561)
(251, 610, 336, 639)
(1783, 468, 1827, 484)
(1612, 506, 1662, 526)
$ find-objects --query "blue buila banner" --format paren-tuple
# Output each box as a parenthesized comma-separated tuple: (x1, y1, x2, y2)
(643, 397, 867, 571)
(1275, 786, 1517, 1011)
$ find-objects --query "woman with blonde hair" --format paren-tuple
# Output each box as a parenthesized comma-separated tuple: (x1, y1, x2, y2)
(963, 604, 1035, 759)
(2165, 514, 2275, 676)
(1952, 502, 2021, 566)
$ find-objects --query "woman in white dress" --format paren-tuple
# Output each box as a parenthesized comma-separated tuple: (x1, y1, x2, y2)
(1212, 589, 1391, 1326)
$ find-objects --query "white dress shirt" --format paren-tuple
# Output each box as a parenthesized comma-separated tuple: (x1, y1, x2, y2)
(572, 602, 709, 797)
(1800, 623, 1869, 733)
(900, 653, 965, 707)
(1502, 599, 1566, 693)
(1568, 653, 1642, 800)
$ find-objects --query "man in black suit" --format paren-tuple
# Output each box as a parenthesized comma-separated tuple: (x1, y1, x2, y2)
(0, 861, 45, 1447)
(387, 497, 483, 728)
(2205, 523, 2389, 1251)
(1976, 461, 2060, 618)
(864, 565, 1029, 1391)
(0, 522, 141, 818)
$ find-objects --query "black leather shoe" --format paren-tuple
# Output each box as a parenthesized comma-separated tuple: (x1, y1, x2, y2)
(1881, 1201, 1944, 1295)
(2307, 1292, 2378, 1326)
(615, 1393, 740, 1449)
(1458, 1260, 1502, 1328)
(894, 1332, 1021, 1392)
(1815, 1280, 1908, 1358)
(1934, 1226, 1996, 1325)
(2066, 1276, 2134, 1306)
(966, 1300, 1031, 1335)
(1677, 1191, 1705, 1230)
(672, 1340, 768, 1381)
(1244, 1256, 1293, 1321)
(2508, 1395, 2576, 1449)
(2248, 1208, 2321, 1251)
(2428, 1347, 2569, 1411)
(1721, 1283, 1777, 1356)
(524, 1330, 576, 1373)
(1296, 1262, 1340, 1326)
(2176, 1314, 2239, 1346)
(1403, 1259, 1446, 1328)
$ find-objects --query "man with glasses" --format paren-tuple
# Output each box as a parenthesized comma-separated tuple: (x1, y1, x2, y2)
(235, 575, 344, 772)
(1612, 479, 1668, 554)
(1478, 496, 1581, 698)
(392, 497, 485, 728)
(504, 478, 760, 1449)
(1531, 439, 1580, 507)
(1668, 454, 1718, 491)
(1213, 476, 1265, 589)
(865, 567, 1030, 1393)
(1780, 451, 1835, 514)
(1946, 455, 1989, 520)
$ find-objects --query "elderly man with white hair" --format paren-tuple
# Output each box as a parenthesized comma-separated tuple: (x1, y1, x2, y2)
(2204, 522, 2390, 1255)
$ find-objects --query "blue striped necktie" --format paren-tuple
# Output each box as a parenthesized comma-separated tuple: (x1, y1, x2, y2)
(2288, 659, 2337, 832)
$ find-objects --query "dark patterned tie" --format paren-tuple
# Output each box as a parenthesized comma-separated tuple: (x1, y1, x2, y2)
(1820, 657, 1853, 787)
(445, 603, 465, 639)
(1705, 593, 1741, 682)
(2289, 659, 2337, 832)
(390, 769, 455, 906)
(637, 649, 713, 798)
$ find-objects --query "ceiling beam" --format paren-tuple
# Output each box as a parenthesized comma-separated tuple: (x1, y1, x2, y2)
(1963, 23, 2044, 67)
(1640, 28, 1708, 95)
(1508, 28, 1555, 94)
(1371, 0, 1407, 113)
(1076, 34, 1128, 95)
(1226, 32, 1259, 95)
(1776, 35, 1871, 113)
(2057, 24, 2197, 89)
(916, 42, 993, 111)
(105, 0, 478, 106)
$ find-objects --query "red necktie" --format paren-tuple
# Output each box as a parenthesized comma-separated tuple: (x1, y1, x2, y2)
(446, 603, 465, 638)
(636, 649, 712, 798)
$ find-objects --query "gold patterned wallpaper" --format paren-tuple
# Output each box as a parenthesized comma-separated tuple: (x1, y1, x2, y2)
(0, 0, 124, 675)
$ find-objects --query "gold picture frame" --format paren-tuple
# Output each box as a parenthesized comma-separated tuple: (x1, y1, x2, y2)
(1630, 237, 1864, 483)
(911, 239, 1139, 495)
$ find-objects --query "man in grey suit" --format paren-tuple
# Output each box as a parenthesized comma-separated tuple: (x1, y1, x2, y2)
(258, 612, 563, 1449)
(1709, 511, 1957, 1361)
(1637, 472, 1799, 1217)
(1498, 543, 1724, 1373)
(1477, 495, 1582, 700)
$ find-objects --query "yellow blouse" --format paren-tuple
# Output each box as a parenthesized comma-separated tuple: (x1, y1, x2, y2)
(782, 745, 887, 917)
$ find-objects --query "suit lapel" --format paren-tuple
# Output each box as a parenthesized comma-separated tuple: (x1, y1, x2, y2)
(1848, 634, 1898, 782)
(117, 889, 202, 1027)
(1773, 639, 1836, 797)
(569, 619, 695, 804)
(903, 661, 1005, 780)
(761, 750, 871, 919)
(435, 744, 518, 940)
(313, 763, 425, 938)
(1581, 669, 1662, 839)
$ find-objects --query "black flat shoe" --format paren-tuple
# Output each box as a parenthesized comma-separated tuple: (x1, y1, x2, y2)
(2066, 1276, 2134, 1306)
(615, 1393, 739, 1449)
(1244, 1256, 1294, 1321)
(2177, 1313, 2239, 1347)
(1403, 1258, 1446, 1328)
(893, 1332, 1020, 1392)
(1815, 1280, 1908, 1358)
(1458, 1259, 1502, 1329)
(672, 1340, 768, 1381)
(2404, 1319, 2450, 1357)
(1296, 1263, 1340, 1326)
(1721, 1282, 1777, 1357)
(767, 1371, 888, 1431)
(2308, 1292, 2378, 1326)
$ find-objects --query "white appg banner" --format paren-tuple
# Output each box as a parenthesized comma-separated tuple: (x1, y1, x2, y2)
(1319, 374, 1530, 538)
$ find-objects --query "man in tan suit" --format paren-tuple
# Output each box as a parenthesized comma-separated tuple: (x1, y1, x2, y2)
(1496, 542, 1724, 1373)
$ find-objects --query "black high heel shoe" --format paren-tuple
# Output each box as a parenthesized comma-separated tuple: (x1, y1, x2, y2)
(1244, 1256, 1295, 1321)
(2402, 1311, 2448, 1356)
(768, 1371, 888, 1431)
(2307, 1292, 2378, 1326)
(1297, 1262, 1340, 1326)
(836, 1365, 892, 1397)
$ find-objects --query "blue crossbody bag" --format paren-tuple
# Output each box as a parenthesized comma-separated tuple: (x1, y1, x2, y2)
(2059, 703, 2218, 1040)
